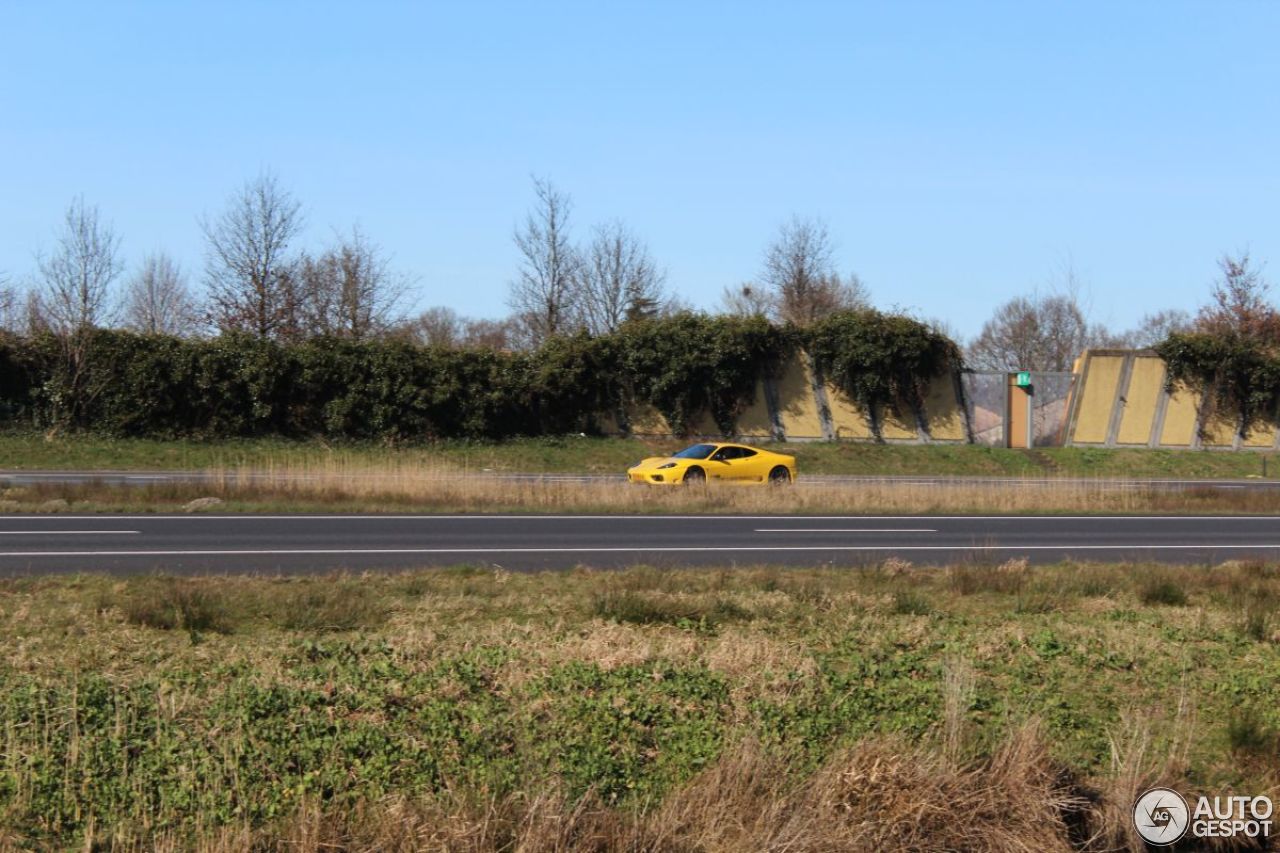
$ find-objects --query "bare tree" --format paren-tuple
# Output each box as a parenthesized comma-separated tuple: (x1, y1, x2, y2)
(202, 172, 304, 339)
(22, 290, 50, 336)
(719, 282, 775, 317)
(1195, 252, 1280, 342)
(30, 198, 123, 427)
(818, 271, 871, 313)
(761, 217, 869, 326)
(402, 305, 463, 347)
(509, 177, 581, 346)
(36, 197, 122, 334)
(577, 220, 667, 334)
(967, 291, 1091, 372)
(298, 227, 409, 339)
(1132, 309, 1192, 347)
(1083, 321, 1131, 350)
(460, 316, 518, 350)
(925, 315, 962, 344)
(396, 308, 520, 350)
(0, 273, 17, 333)
(123, 252, 198, 336)
(1101, 309, 1192, 349)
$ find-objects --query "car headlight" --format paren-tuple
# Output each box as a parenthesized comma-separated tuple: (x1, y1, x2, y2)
(658, 462, 676, 469)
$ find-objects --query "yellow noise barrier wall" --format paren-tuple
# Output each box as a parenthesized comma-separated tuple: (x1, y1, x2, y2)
(1065, 349, 1280, 450)
(610, 350, 970, 442)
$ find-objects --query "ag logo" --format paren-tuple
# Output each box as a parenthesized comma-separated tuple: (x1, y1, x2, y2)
(1134, 787, 1190, 845)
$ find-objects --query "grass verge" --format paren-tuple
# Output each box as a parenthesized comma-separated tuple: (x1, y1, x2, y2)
(2, 429, 1279, 478)
(5, 457, 1280, 514)
(1, 560, 1277, 850)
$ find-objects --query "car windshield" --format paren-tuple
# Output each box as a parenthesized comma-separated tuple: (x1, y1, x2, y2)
(671, 443, 717, 459)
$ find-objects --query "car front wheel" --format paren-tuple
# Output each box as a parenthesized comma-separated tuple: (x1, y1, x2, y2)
(683, 467, 706, 485)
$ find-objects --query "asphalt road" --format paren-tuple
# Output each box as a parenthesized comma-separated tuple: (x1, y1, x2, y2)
(2, 514, 1279, 574)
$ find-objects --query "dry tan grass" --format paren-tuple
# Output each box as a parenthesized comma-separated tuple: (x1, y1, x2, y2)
(205, 459, 1200, 513)
(4, 451, 1278, 513)
(39, 454, 1280, 513)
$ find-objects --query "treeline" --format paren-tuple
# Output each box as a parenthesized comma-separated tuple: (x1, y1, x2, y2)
(0, 176, 876, 354)
(0, 311, 958, 441)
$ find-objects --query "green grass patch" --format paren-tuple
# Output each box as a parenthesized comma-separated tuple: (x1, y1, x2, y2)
(1, 560, 1278, 848)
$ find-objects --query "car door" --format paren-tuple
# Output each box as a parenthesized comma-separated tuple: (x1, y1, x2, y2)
(732, 447, 765, 481)
(707, 446, 740, 480)
(710, 446, 757, 481)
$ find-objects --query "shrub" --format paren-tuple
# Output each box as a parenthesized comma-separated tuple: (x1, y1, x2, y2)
(1137, 576, 1188, 607)
(1227, 707, 1276, 757)
(1241, 605, 1273, 642)
(891, 590, 931, 616)
(948, 560, 1026, 596)
(115, 578, 235, 634)
(278, 581, 390, 632)
(592, 591, 750, 631)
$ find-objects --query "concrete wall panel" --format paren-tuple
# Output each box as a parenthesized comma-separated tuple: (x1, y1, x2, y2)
(606, 352, 971, 443)
(1158, 385, 1199, 447)
(626, 405, 674, 436)
(925, 375, 967, 440)
(1201, 412, 1237, 448)
(1116, 357, 1164, 445)
(775, 356, 825, 439)
(877, 404, 917, 440)
(1245, 425, 1276, 448)
(735, 379, 775, 438)
(1073, 355, 1123, 444)
(826, 386, 876, 440)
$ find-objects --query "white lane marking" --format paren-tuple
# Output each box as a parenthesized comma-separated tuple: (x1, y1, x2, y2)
(0, 530, 138, 536)
(3, 544, 1280, 557)
(755, 528, 937, 533)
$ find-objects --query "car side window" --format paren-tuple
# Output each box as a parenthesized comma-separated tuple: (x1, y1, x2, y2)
(736, 448, 757, 458)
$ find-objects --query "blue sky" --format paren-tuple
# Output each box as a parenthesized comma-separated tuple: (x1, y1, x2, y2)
(2, 1, 1278, 338)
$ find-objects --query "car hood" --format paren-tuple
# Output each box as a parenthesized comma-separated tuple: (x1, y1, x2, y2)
(630, 456, 690, 469)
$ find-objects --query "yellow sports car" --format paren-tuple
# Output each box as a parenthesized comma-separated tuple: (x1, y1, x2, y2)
(627, 442, 797, 485)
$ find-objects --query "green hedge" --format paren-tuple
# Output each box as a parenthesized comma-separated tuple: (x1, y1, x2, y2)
(1156, 332, 1280, 439)
(0, 312, 958, 441)
(807, 310, 960, 441)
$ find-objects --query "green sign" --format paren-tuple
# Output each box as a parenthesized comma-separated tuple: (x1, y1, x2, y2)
(1016, 371, 1032, 387)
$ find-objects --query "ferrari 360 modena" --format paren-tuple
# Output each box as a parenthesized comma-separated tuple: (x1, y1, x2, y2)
(627, 442, 796, 485)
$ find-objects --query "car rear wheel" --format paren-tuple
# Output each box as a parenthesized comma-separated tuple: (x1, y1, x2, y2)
(768, 466, 792, 485)
(683, 467, 706, 485)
